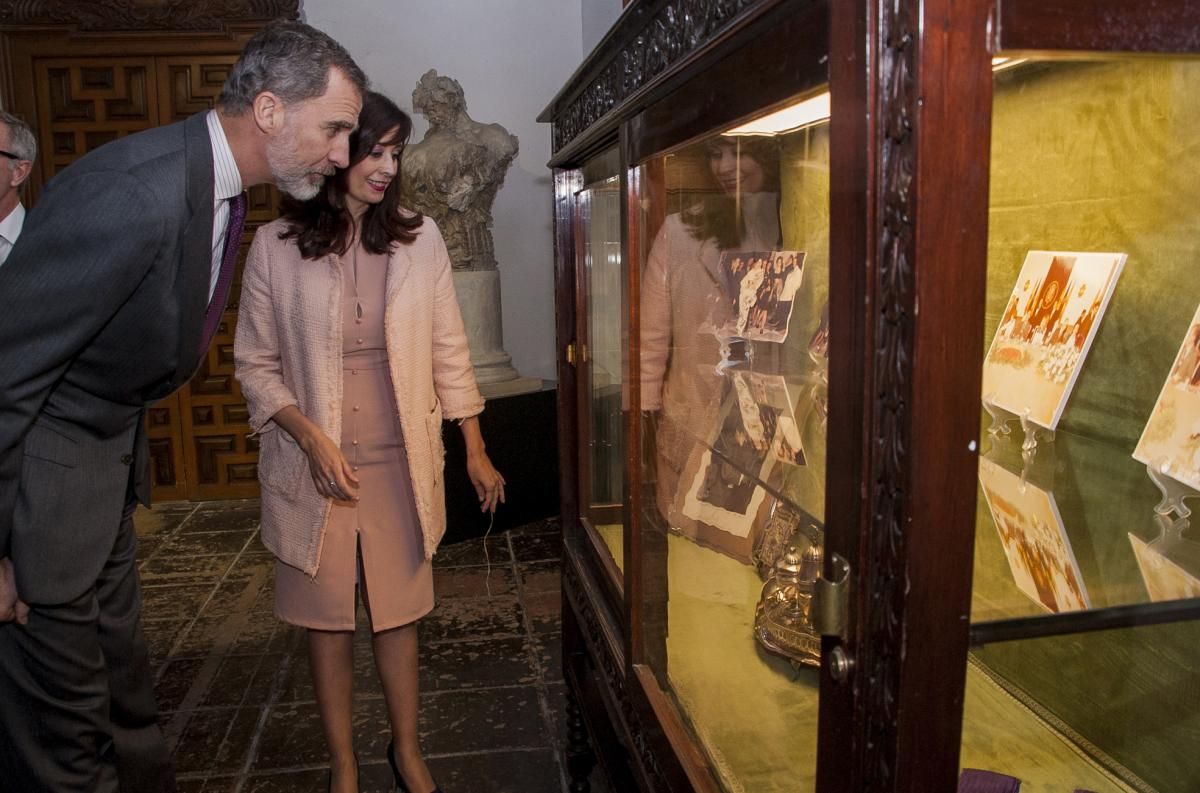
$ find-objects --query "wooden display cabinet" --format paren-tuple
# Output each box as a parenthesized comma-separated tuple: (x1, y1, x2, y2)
(542, 1, 1200, 791)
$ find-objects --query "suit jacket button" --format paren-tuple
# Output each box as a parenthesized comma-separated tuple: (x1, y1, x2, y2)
(120, 453, 134, 465)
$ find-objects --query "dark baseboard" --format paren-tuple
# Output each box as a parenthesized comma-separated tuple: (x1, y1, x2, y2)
(441, 383, 560, 543)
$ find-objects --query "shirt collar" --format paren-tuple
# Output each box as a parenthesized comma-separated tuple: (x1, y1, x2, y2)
(206, 110, 243, 201)
(0, 202, 25, 244)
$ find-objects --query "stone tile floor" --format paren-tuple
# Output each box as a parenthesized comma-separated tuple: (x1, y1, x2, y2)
(134, 500, 610, 793)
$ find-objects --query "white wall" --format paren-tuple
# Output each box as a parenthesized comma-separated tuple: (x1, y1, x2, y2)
(582, 0, 624, 54)
(302, 0, 586, 382)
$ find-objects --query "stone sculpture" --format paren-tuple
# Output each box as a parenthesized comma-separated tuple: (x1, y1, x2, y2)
(402, 70, 538, 395)
(403, 70, 518, 271)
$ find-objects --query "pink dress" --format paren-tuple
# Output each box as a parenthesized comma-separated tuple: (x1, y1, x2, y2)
(274, 245, 435, 632)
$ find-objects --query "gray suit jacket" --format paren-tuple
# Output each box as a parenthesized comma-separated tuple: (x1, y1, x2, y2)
(0, 111, 217, 605)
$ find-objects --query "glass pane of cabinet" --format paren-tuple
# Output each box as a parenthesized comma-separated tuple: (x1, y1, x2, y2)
(577, 154, 626, 578)
(635, 91, 831, 793)
(962, 55, 1200, 793)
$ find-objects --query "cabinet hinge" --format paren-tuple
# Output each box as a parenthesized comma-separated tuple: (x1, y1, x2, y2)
(565, 342, 577, 366)
(812, 552, 852, 640)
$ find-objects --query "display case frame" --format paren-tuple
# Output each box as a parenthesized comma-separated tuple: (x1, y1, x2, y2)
(543, 1, 1200, 791)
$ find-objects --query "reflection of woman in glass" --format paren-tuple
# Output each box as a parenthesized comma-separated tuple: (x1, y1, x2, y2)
(640, 135, 781, 527)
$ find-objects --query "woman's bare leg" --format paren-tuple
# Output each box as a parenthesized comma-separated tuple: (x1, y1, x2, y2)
(309, 629, 358, 793)
(373, 623, 436, 792)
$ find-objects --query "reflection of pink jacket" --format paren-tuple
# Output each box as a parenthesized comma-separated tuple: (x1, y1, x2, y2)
(640, 215, 725, 415)
(234, 217, 484, 575)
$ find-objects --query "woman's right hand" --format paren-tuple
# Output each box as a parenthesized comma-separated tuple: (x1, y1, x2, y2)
(267, 405, 360, 501)
(302, 432, 360, 501)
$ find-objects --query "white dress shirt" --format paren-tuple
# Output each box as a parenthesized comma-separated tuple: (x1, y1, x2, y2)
(206, 111, 244, 301)
(0, 202, 26, 268)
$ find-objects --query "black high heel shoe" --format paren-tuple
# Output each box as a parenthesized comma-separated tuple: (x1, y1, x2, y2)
(387, 741, 442, 793)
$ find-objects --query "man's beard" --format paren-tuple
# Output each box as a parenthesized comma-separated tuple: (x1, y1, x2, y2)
(266, 123, 332, 200)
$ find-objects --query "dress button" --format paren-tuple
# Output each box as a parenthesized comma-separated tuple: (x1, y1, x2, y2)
(119, 453, 134, 465)
(353, 405, 360, 412)
(357, 338, 364, 345)
(351, 369, 357, 375)
(352, 466, 360, 472)
(352, 440, 359, 446)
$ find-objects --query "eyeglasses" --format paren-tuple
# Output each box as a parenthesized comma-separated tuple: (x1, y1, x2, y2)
(0, 150, 26, 161)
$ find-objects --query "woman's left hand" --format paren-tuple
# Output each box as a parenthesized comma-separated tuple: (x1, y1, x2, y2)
(467, 452, 506, 513)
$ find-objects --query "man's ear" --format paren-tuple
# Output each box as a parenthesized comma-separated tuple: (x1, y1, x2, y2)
(10, 160, 31, 190)
(251, 91, 284, 134)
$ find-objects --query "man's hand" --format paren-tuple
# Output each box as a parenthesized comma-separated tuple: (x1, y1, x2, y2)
(0, 557, 29, 625)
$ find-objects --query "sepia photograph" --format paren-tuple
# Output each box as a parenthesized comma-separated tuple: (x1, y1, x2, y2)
(978, 458, 1090, 614)
(713, 250, 807, 343)
(732, 370, 808, 468)
(981, 250, 1126, 429)
(1133, 303, 1200, 492)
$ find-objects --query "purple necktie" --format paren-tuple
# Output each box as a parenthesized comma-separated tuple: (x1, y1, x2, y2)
(199, 191, 248, 355)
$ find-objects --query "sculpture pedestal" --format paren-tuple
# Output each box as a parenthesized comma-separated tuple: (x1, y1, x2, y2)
(453, 269, 542, 399)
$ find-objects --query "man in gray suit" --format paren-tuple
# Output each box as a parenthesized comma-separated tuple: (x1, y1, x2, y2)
(0, 21, 365, 792)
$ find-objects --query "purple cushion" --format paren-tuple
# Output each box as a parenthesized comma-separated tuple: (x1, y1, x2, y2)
(958, 768, 1021, 793)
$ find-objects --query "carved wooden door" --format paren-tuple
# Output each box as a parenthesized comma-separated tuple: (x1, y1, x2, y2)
(27, 53, 271, 501)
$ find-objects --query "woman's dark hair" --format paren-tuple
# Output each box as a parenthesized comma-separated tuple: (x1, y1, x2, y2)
(279, 91, 423, 258)
(681, 135, 780, 249)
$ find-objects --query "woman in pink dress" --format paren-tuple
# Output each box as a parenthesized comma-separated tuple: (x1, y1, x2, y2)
(235, 91, 505, 793)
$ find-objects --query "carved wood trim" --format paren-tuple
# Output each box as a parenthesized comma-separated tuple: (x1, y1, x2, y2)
(551, 0, 764, 153)
(0, 0, 298, 32)
(860, 0, 917, 788)
(562, 554, 672, 791)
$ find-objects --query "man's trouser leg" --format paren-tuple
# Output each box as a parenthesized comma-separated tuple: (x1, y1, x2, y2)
(0, 498, 175, 792)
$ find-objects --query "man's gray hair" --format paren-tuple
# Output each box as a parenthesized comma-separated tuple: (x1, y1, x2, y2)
(218, 21, 367, 115)
(0, 111, 37, 163)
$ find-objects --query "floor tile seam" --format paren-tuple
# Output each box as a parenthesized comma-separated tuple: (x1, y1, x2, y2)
(175, 524, 262, 535)
(430, 592, 520, 601)
(439, 556, 518, 568)
(231, 631, 303, 793)
(420, 632, 528, 646)
(136, 513, 187, 569)
(165, 649, 276, 714)
(508, 529, 552, 681)
(161, 566, 273, 751)
(267, 681, 546, 708)
(432, 555, 559, 571)
(143, 549, 254, 562)
(531, 649, 568, 784)
(507, 528, 566, 773)
(246, 744, 559, 775)
(160, 698, 274, 715)
(172, 699, 256, 780)
(167, 502, 204, 533)
(426, 596, 522, 610)
(153, 528, 261, 685)
(143, 573, 271, 590)
(249, 743, 561, 772)
(506, 527, 568, 790)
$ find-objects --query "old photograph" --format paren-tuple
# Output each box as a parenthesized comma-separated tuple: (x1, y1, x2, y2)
(981, 250, 1125, 429)
(1133, 303, 1200, 492)
(978, 458, 1090, 614)
(714, 250, 807, 343)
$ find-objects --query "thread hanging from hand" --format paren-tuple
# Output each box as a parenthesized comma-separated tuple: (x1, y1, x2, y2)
(482, 509, 496, 597)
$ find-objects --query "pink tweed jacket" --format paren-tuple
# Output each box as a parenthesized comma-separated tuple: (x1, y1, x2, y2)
(234, 215, 484, 575)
